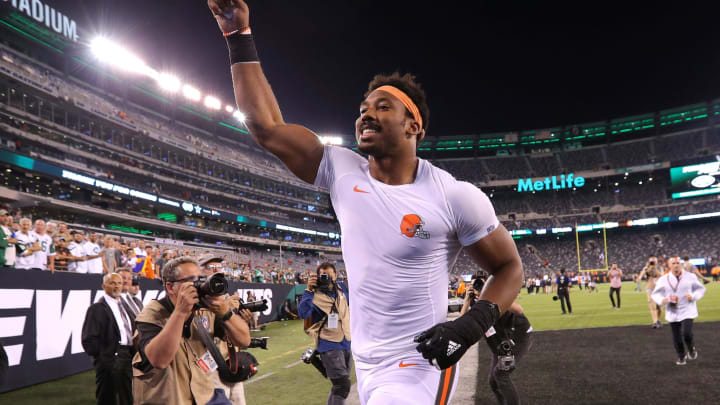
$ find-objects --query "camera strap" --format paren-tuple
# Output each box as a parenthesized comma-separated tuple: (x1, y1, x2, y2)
(192, 316, 258, 383)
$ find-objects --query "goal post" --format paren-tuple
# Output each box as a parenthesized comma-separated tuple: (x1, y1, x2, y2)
(575, 222, 609, 273)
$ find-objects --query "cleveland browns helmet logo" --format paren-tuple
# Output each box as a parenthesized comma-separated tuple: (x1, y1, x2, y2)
(400, 214, 430, 239)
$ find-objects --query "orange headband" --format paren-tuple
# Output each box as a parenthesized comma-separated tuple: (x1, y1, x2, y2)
(375, 85, 423, 129)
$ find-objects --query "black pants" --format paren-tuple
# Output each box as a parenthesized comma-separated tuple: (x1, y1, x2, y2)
(95, 346, 133, 405)
(670, 319, 695, 358)
(609, 287, 621, 308)
(485, 333, 533, 405)
(558, 290, 571, 313)
(320, 349, 352, 405)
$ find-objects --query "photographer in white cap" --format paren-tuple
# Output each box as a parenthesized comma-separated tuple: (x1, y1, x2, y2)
(651, 256, 706, 365)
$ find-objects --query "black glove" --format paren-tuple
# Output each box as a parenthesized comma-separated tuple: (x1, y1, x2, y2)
(414, 300, 499, 370)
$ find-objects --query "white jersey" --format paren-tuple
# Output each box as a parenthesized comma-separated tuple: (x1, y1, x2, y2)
(68, 240, 88, 273)
(84, 241, 103, 274)
(32, 232, 56, 270)
(14, 230, 37, 269)
(314, 146, 499, 364)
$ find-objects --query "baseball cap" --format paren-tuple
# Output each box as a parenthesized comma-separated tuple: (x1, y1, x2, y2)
(0, 209, 7, 216)
(197, 253, 223, 266)
(69, 230, 84, 235)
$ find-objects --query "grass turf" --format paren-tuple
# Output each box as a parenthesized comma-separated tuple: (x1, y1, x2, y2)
(2, 282, 718, 404)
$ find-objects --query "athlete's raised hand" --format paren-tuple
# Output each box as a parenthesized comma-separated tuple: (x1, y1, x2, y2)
(207, 0, 249, 34)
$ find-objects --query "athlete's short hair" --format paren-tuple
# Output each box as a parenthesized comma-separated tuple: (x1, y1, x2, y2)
(365, 72, 430, 133)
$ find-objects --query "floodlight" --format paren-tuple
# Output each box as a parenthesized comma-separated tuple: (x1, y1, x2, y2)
(182, 85, 201, 101)
(233, 110, 246, 122)
(90, 36, 156, 78)
(204, 96, 221, 110)
(157, 73, 181, 93)
(225, 105, 235, 113)
(319, 136, 343, 145)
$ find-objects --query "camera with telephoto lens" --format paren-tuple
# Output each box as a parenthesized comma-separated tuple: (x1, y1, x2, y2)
(248, 337, 269, 350)
(238, 299, 269, 313)
(496, 339, 516, 372)
(193, 273, 228, 307)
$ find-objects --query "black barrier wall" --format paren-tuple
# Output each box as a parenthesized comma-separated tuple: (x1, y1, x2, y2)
(0, 268, 294, 393)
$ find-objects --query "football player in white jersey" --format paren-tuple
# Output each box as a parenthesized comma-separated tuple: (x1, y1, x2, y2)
(208, 2, 524, 404)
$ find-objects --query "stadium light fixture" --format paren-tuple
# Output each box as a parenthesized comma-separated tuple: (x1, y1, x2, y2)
(319, 136, 344, 145)
(225, 105, 235, 113)
(182, 85, 201, 101)
(233, 110, 246, 122)
(204, 95, 222, 110)
(90, 37, 157, 78)
(157, 73, 181, 93)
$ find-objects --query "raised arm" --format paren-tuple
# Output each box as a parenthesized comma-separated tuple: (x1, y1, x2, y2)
(207, 0, 324, 184)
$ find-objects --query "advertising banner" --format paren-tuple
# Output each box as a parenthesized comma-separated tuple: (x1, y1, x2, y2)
(0, 269, 293, 392)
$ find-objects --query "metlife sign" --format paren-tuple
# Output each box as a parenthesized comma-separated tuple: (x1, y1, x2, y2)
(2, 0, 79, 41)
(517, 173, 585, 192)
(0, 269, 293, 392)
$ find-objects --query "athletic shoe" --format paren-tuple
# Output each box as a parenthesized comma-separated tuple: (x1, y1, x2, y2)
(688, 349, 698, 360)
(676, 356, 687, 366)
(656, 321, 662, 328)
(651, 323, 658, 329)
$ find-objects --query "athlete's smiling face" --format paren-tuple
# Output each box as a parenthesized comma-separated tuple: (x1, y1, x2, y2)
(356, 90, 420, 157)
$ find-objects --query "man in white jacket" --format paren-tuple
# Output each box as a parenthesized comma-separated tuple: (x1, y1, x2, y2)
(651, 256, 706, 366)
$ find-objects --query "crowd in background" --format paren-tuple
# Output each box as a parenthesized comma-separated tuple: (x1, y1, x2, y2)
(0, 206, 346, 284)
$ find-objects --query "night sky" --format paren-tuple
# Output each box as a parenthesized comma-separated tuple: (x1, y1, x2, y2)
(48, 0, 720, 138)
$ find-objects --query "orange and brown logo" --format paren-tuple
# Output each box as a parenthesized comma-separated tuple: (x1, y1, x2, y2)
(400, 214, 430, 239)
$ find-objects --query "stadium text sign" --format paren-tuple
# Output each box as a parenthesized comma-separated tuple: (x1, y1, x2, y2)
(517, 173, 585, 192)
(2, 0, 79, 41)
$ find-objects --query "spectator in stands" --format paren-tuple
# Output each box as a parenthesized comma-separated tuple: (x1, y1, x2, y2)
(81, 273, 135, 405)
(14, 218, 40, 270)
(45, 221, 57, 236)
(102, 237, 118, 274)
(0, 209, 18, 267)
(55, 222, 70, 241)
(132, 257, 250, 404)
(68, 230, 89, 273)
(141, 245, 156, 279)
(85, 233, 104, 275)
(32, 219, 55, 273)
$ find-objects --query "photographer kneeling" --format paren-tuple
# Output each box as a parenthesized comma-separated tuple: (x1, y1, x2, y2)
(462, 272, 532, 405)
(132, 257, 252, 405)
(298, 262, 352, 405)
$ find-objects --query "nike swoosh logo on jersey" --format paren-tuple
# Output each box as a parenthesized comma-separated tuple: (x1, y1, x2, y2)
(353, 185, 370, 194)
(398, 361, 419, 368)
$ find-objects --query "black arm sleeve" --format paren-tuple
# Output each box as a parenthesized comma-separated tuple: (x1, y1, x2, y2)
(133, 321, 163, 372)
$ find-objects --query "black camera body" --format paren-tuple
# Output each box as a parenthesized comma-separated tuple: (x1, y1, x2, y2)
(249, 337, 269, 350)
(317, 273, 332, 290)
(194, 273, 228, 308)
(496, 339, 516, 372)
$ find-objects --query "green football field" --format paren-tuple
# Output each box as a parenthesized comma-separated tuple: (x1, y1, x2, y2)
(3, 282, 718, 404)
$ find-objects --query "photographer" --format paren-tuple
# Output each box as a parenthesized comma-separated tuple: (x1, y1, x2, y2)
(199, 253, 255, 405)
(638, 256, 663, 328)
(298, 262, 352, 405)
(461, 273, 532, 405)
(132, 257, 251, 405)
